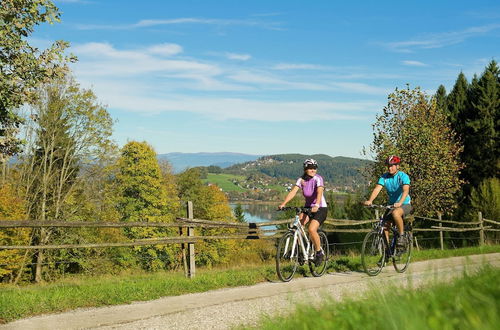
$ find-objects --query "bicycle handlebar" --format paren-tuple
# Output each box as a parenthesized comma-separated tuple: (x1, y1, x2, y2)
(363, 204, 394, 209)
(277, 206, 313, 216)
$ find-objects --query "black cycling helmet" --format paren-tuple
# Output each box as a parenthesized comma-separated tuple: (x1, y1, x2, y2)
(303, 158, 318, 169)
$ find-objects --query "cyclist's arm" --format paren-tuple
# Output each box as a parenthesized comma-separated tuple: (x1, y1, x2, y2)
(312, 186, 324, 212)
(394, 184, 410, 208)
(279, 185, 300, 208)
(364, 184, 383, 205)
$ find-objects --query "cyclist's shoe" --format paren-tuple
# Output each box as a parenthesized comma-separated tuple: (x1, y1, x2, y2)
(396, 234, 407, 247)
(298, 255, 305, 266)
(314, 250, 324, 267)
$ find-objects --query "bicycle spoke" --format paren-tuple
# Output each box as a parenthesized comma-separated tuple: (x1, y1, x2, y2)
(276, 232, 299, 281)
(309, 231, 329, 277)
(361, 231, 385, 276)
(393, 232, 412, 273)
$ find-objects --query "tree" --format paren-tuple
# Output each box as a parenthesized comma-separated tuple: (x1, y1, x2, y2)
(233, 203, 245, 222)
(366, 87, 464, 216)
(116, 141, 178, 271)
(0, 0, 74, 160)
(446, 72, 469, 129)
(17, 76, 114, 282)
(435, 85, 447, 114)
(470, 178, 500, 221)
(176, 168, 237, 266)
(461, 61, 499, 190)
(0, 184, 30, 283)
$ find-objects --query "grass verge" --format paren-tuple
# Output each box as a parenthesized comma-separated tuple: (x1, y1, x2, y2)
(249, 265, 500, 330)
(0, 245, 499, 323)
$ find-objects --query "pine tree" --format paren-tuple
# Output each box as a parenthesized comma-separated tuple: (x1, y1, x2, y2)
(447, 72, 469, 131)
(435, 85, 447, 113)
(463, 61, 499, 188)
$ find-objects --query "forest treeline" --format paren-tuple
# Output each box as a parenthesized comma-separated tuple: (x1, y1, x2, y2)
(223, 154, 371, 188)
(0, 1, 498, 284)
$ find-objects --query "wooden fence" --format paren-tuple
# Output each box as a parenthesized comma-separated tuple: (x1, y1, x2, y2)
(0, 202, 498, 278)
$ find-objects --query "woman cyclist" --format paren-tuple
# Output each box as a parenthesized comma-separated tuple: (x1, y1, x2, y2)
(363, 155, 412, 247)
(279, 158, 328, 266)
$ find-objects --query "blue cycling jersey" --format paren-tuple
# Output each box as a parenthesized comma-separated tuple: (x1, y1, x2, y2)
(377, 171, 411, 205)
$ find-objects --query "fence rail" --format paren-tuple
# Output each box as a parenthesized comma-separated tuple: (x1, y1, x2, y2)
(0, 204, 498, 278)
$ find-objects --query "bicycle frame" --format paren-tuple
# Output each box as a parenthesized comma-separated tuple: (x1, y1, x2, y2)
(286, 214, 314, 262)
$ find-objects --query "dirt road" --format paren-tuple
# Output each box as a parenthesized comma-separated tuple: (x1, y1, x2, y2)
(3, 253, 499, 330)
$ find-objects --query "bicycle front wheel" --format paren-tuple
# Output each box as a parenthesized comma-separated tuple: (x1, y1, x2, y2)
(309, 231, 329, 277)
(276, 232, 299, 282)
(361, 231, 386, 276)
(393, 232, 412, 273)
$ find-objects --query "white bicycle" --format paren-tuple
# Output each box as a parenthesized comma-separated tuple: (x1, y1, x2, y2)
(276, 207, 329, 282)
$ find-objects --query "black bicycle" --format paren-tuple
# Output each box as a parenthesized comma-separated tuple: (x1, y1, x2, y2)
(275, 207, 329, 282)
(361, 205, 413, 276)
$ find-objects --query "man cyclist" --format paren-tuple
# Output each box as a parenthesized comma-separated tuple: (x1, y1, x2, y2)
(279, 158, 328, 266)
(363, 155, 412, 247)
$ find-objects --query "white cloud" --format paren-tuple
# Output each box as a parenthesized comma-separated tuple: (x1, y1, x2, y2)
(148, 43, 183, 56)
(402, 60, 427, 67)
(72, 42, 219, 77)
(381, 24, 500, 52)
(225, 53, 252, 61)
(76, 17, 284, 31)
(330, 82, 392, 95)
(272, 63, 328, 70)
(92, 87, 380, 121)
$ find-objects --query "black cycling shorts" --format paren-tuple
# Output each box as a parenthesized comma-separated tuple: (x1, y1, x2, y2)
(308, 207, 328, 225)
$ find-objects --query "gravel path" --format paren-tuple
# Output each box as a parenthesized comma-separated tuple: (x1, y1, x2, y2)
(2, 253, 499, 330)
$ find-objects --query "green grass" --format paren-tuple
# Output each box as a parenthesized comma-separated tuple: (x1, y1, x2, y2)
(0, 265, 275, 323)
(249, 265, 500, 330)
(329, 244, 500, 272)
(202, 173, 246, 192)
(0, 245, 499, 323)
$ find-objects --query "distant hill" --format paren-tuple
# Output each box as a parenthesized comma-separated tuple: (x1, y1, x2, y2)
(224, 154, 371, 188)
(158, 152, 260, 173)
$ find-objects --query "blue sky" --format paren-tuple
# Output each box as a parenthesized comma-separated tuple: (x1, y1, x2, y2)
(33, 0, 500, 158)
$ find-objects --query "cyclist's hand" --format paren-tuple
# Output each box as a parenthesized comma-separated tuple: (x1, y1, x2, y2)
(311, 205, 319, 213)
(363, 200, 372, 206)
(278, 204, 286, 210)
(393, 202, 402, 208)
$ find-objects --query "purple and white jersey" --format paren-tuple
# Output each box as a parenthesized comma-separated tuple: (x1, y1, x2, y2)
(295, 175, 327, 207)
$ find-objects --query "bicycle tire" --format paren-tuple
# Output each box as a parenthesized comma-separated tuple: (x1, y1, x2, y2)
(361, 231, 386, 276)
(309, 231, 329, 277)
(393, 231, 412, 273)
(276, 232, 299, 282)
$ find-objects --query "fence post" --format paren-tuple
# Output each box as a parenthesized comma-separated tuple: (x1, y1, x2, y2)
(438, 212, 444, 250)
(478, 211, 484, 246)
(180, 226, 188, 277)
(187, 201, 196, 278)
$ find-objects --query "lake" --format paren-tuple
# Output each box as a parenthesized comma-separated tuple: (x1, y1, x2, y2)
(229, 203, 279, 223)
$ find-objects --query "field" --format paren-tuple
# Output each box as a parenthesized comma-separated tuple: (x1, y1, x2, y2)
(202, 173, 247, 191)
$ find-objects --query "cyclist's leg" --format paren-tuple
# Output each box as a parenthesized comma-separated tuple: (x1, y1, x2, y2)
(300, 212, 310, 226)
(309, 207, 327, 252)
(308, 219, 321, 251)
(391, 208, 405, 236)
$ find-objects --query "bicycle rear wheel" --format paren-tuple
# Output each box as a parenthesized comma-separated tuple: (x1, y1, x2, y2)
(361, 231, 386, 276)
(309, 231, 329, 277)
(276, 232, 299, 282)
(393, 232, 412, 273)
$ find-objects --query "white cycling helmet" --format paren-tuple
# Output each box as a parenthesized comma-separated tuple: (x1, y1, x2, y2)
(303, 158, 318, 169)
